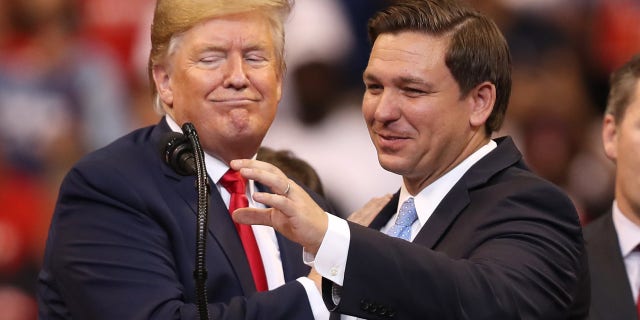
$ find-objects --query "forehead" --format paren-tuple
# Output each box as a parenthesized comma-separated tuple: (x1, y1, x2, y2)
(179, 12, 275, 50)
(365, 31, 452, 81)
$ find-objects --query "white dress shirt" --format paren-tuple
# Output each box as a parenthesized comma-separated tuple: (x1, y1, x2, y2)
(307, 140, 497, 319)
(612, 201, 640, 303)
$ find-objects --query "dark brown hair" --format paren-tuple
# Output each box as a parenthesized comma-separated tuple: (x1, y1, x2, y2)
(257, 147, 324, 196)
(368, 0, 512, 135)
(606, 54, 640, 124)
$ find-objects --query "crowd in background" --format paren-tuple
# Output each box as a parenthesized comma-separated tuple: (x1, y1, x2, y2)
(0, 0, 639, 318)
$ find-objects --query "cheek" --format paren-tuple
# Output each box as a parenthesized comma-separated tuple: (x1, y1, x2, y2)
(361, 97, 376, 122)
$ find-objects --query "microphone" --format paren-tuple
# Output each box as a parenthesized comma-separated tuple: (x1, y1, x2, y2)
(159, 124, 211, 320)
(160, 132, 196, 176)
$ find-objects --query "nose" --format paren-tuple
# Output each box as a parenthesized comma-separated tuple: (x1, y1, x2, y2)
(222, 54, 249, 90)
(372, 90, 401, 123)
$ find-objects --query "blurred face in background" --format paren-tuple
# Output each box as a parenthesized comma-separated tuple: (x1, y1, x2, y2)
(153, 11, 282, 163)
(603, 80, 640, 220)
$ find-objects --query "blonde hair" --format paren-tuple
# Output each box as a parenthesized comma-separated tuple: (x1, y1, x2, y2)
(149, 0, 293, 114)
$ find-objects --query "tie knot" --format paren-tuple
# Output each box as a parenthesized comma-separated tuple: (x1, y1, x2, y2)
(395, 197, 417, 227)
(220, 169, 246, 194)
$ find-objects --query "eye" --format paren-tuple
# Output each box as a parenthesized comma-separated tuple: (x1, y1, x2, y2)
(246, 55, 264, 62)
(403, 87, 426, 97)
(245, 52, 269, 66)
(199, 55, 224, 65)
(365, 83, 383, 94)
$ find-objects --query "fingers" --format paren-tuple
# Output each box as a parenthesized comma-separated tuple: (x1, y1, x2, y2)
(307, 268, 322, 292)
(348, 194, 393, 226)
(229, 158, 329, 252)
(232, 207, 272, 226)
(230, 159, 291, 196)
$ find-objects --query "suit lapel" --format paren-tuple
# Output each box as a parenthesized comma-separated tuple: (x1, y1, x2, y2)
(153, 121, 256, 295)
(371, 137, 524, 249)
(588, 214, 636, 320)
(413, 183, 470, 248)
(369, 193, 400, 231)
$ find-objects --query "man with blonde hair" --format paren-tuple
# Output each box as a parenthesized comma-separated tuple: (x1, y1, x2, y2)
(37, 0, 334, 319)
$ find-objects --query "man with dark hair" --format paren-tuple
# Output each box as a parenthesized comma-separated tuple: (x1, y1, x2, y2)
(579, 53, 640, 320)
(231, 0, 588, 318)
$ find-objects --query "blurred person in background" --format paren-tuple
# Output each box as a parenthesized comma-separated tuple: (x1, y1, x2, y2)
(257, 147, 325, 197)
(588, 0, 640, 111)
(576, 53, 640, 320)
(0, 0, 132, 179)
(0, 0, 132, 318)
(471, 0, 615, 223)
(0, 149, 46, 320)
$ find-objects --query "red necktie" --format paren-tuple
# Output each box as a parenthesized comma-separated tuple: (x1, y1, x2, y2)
(220, 169, 268, 292)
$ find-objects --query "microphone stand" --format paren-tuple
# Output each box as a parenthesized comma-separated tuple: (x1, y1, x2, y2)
(182, 123, 210, 320)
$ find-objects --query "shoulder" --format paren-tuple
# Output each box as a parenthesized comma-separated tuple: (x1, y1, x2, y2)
(74, 125, 158, 175)
(59, 125, 162, 195)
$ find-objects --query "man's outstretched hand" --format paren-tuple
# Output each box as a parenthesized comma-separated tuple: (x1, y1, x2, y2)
(230, 159, 329, 255)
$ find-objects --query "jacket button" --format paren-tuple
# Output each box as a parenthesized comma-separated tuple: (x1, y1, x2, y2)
(388, 309, 396, 318)
(360, 299, 371, 311)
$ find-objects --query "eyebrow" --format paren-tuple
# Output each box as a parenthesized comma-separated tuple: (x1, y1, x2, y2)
(364, 72, 435, 89)
(397, 76, 429, 86)
(197, 42, 270, 54)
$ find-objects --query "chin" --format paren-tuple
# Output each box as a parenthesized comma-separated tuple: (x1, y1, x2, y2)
(378, 156, 406, 175)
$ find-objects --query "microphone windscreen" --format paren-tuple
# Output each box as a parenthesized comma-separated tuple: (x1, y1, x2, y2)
(159, 132, 196, 176)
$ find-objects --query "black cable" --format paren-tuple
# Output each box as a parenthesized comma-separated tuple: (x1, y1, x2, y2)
(182, 123, 210, 320)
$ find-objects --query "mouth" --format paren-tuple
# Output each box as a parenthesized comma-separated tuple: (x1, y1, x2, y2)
(210, 98, 258, 106)
(373, 129, 411, 150)
(376, 129, 408, 141)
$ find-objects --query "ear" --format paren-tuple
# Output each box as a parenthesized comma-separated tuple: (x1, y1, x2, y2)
(468, 81, 496, 128)
(275, 72, 283, 103)
(602, 114, 618, 161)
(152, 64, 174, 107)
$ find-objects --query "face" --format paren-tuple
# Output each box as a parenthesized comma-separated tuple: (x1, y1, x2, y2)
(603, 81, 640, 221)
(153, 12, 282, 163)
(362, 31, 491, 194)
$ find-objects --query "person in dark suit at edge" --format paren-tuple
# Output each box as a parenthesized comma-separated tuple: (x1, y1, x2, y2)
(230, 0, 589, 318)
(578, 53, 640, 320)
(36, 0, 338, 319)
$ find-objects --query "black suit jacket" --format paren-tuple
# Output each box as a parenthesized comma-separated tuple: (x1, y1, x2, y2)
(323, 137, 588, 319)
(582, 212, 637, 320)
(37, 120, 332, 319)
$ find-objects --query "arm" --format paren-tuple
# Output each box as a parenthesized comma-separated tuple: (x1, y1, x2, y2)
(231, 159, 585, 319)
(330, 182, 585, 319)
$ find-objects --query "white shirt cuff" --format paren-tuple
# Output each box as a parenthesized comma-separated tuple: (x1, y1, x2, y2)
(303, 214, 350, 286)
(297, 277, 330, 320)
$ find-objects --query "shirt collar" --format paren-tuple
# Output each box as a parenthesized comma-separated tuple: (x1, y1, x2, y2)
(399, 139, 497, 226)
(612, 200, 640, 257)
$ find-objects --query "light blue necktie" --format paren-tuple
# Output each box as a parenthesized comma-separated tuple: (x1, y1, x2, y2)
(385, 197, 418, 241)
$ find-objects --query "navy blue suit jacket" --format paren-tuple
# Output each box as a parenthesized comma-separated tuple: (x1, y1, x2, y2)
(323, 137, 588, 319)
(38, 120, 331, 319)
